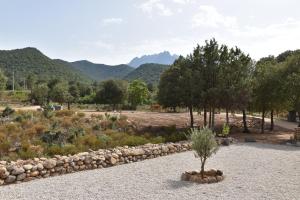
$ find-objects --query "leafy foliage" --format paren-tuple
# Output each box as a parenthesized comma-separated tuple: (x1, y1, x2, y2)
(190, 127, 219, 178)
(0, 48, 89, 87)
(70, 60, 134, 81)
(128, 80, 150, 109)
(125, 63, 169, 84)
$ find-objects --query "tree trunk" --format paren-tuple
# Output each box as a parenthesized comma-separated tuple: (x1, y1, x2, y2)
(261, 109, 265, 133)
(204, 107, 207, 127)
(189, 105, 194, 128)
(200, 159, 206, 179)
(212, 107, 215, 130)
(67, 102, 71, 110)
(270, 110, 274, 131)
(298, 111, 300, 127)
(242, 109, 249, 133)
(208, 108, 212, 128)
(225, 108, 229, 125)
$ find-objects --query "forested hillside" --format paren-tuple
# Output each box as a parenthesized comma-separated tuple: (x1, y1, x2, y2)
(0, 47, 89, 87)
(70, 60, 134, 81)
(124, 63, 169, 84)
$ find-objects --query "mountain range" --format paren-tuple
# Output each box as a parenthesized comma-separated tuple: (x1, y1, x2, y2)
(0, 48, 174, 85)
(128, 51, 178, 68)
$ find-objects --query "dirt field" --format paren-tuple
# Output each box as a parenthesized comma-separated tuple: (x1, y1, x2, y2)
(82, 110, 294, 144)
(0, 105, 295, 145)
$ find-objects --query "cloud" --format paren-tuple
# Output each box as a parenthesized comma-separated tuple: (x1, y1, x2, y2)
(192, 5, 237, 29)
(101, 18, 123, 25)
(139, 0, 173, 16)
(172, 0, 192, 4)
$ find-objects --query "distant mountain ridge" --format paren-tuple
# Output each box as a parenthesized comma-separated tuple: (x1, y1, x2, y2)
(0, 47, 90, 84)
(0, 47, 175, 85)
(128, 51, 178, 68)
(124, 63, 169, 84)
(70, 60, 134, 81)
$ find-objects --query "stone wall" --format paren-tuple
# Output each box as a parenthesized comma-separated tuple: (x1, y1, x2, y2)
(0, 142, 191, 186)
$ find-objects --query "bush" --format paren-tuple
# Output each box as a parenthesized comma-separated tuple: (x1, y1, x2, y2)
(1, 106, 15, 117)
(190, 127, 219, 178)
(55, 110, 75, 117)
(77, 112, 86, 118)
(220, 123, 230, 137)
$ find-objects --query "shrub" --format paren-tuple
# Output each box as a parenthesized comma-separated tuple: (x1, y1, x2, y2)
(190, 127, 219, 178)
(55, 110, 75, 117)
(77, 112, 86, 118)
(149, 136, 165, 144)
(220, 123, 230, 137)
(123, 135, 149, 146)
(1, 106, 15, 117)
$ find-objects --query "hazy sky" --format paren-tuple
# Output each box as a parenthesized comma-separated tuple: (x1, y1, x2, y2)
(0, 0, 300, 64)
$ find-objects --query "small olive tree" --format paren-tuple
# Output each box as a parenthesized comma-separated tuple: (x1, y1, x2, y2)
(190, 127, 219, 178)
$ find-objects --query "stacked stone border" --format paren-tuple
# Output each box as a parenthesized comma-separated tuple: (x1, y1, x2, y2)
(0, 142, 192, 186)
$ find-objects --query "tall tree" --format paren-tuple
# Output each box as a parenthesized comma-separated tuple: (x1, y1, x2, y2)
(128, 80, 149, 109)
(95, 80, 125, 110)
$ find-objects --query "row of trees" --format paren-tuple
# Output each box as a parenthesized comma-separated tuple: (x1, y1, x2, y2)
(30, 79, 151, 110)
(158, 38, 252, 130)
(95, 79, 150, 110)
(158, 38, 300, 132)
(0, 69, 152, 110)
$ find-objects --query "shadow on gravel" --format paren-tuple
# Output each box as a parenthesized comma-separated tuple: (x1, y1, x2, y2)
(166, 179, 194, 189)
(235, 143, 300, 152)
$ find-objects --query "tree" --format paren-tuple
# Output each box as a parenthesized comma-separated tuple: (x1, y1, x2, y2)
(50, 81, 71, 106)
(26, 74, 36, 93)
(95, 80, 125, 109)
(31, 83, 49, 106)
(128, 80, 149, 109)
(282, 52, 300, 126)
(0, 70, 7, 95)
(158, 66, 182, 112)
(252, 56, 284, 133)
(190, 127, 219, 178)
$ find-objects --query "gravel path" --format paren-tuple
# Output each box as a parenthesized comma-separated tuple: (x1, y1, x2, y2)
(0, 143, 299, 200)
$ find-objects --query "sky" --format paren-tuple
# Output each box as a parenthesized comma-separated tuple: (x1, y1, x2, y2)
(0, 0, 300, 65)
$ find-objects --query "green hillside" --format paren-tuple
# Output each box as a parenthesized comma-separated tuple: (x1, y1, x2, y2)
(124, 63, 169, 84)
(70, 60, 134, 81)
(0, 47, 89, 85)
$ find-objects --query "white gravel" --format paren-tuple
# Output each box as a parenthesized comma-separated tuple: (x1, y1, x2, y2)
(0, 143, 299, 200)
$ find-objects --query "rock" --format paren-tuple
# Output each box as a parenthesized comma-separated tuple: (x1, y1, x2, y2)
(56, 160, 64, 166)
(206, 169, 217, 176)
(161, 146, 169, 153)
(221, 138, 231, 146)
(43, 159, 57, 169)
(77, 152, 89, 156)
(30, 171, 39, 177)
(216, 175, 223, 182)
(0, 161, 7, 165)
(37, 163, 44, 170)
(131, 149, 145, 156)
(0, 167, 9, 179)
(23, 164, 33, 171)
(84, 156, 93, 164)
(11, 166, 25, 175)
(5, 175, 16, 183)
(110, 157, 117, 165)
(16, 173, 26, 181)
(181, 173, 189, 181)
(216, 170, 223, 176)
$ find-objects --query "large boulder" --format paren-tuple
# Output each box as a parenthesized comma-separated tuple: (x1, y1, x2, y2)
(43, 159, 57, 169)
(0, 167, 9, 179)
(11, 166, 25, 175)
(130, 149, 145, 156)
